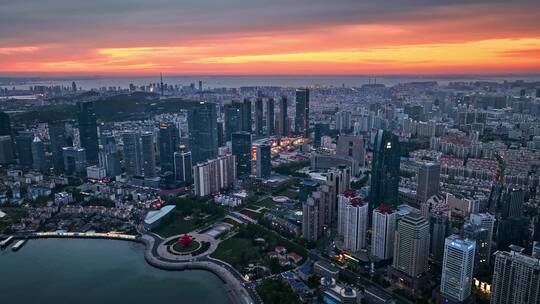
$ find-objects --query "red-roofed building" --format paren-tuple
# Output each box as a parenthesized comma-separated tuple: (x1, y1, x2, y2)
(287, 252, 303, 264)
(376, 203, 394, 214)
(275, 246, 287, 254)
(350, 197, 366, 206)
(342, 188, 357, 198)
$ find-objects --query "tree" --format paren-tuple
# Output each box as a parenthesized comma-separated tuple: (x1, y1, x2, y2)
(256, 279, 302, 304)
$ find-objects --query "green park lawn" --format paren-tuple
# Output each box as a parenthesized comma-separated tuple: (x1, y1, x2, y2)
(154, 211, 199, 237)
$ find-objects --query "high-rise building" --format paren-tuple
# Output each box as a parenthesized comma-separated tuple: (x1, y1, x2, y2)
(370, 130, 400, 208)
(231, 132, 252, 179)
(15, 131, 34, 168)
(102, 150, 121, 177)
(337, 189, 358, 237)
(256, 143, 271, 178)
(336, 134, 365, 170)
(158, 123, 179, 173)
(224, 101, 243, 142)
(77, 101, 99, 163)
(266, 98, 275, 136)
(469, 213, 495, 264)
(343, 198, 368, 252)
(430, 212, 449, 263)
(174, 151, 192, 184)
(140, 132, 156, 177)
(371, 204, 396, 260)
(188, 102, 218, 164)
(463, 221, 490, 274)
(242, 98, 252, 133)
(335, 110, 352, 133)
(122, 131, 142, 176)
(48, 122, 68, 172)
(440, 235, 476, 302)
(31, 136, 47, 171)
(313, 123, 329, 148)
(327, 167, 351, 224)
(0, 135, 14, 164)
(217, 121, 224, 148)
(279, 96, 288, 137)
(502, 186, 525, 218)
(417, 162, 440, 206)
(295, 88, 310, 137)
(0, 111, 12, 136)
(302, 194, 321, 241)
(255, 97, 264, 135)
(392, 212, 430, 277)
(193, 154, 235, 196)
(62, 147, 86, 176)
(491, 246, 540, 304)
(496, 216, 529, 251)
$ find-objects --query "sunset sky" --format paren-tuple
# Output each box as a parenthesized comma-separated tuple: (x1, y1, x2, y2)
(1, 0, 540, 75)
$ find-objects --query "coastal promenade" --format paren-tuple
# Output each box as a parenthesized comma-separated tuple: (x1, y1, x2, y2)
(140, 233, 257, 304)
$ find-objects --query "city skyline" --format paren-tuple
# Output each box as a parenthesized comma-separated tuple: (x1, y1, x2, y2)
(1, 0, 540, 75)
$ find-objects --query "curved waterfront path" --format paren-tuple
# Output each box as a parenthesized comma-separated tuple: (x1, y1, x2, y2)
(140, 233, 258, 304)
(20, 231, 258, 304)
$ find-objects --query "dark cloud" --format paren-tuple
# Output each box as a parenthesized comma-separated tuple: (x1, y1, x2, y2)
(1, 0, 539, 47)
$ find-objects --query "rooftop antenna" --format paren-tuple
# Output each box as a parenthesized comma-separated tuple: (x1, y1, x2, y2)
(160, 73, 164, 96)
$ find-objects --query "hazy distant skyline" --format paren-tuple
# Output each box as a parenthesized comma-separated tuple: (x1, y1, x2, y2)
(1, 0, 540, 75)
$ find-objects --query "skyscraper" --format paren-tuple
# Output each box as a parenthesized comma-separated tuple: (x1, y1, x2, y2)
(440, 235, 476, 302)
(255, 97, 264, 135)
(392, 212, 430, 277)
(279, 96, 288, 137)
(188, 102, 218, 164)
(417, 162, 440, 206)
(242, 98, 252, 133)
(0, 111, 11, 136)
(224, 101, 243, 141)
(31, 136, 47, 171)
(266, 98, 275, 136)
(469, 212, 495, 265)
(140, 132, 156, 177)
(314, 123, 329, 148)
(122, 131, 142, 176)
(48, 122, 68, 172)
(430, 212, 449, 263)
(174, 151, 192, 184)
(0, 135, 14, 164)
(158, 123, 179, 173)
(337, 189, 358, 237)
(295, 88, 310, 137)
(217, 121, 224, 147)
(231, 132, 252, 179)
(77, 101, 99, 163)
(343, 198, 368, 252)
(491, 246, 540, 304)
(463, 221, 490, 274)
(15, 131, 34, 168)
(371, 204, 396, 260)
(62, 147, 86, 176)
(370, 130, 400, 208)
(502, 186, 525, 218)
(256, 143, 271, 178)
(302, 194, 321, 241)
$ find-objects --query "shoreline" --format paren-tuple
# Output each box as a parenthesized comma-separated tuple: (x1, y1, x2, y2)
(19, 233, 256, 304)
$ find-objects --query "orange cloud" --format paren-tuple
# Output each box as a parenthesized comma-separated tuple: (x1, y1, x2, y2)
(1, 20, 540, 75)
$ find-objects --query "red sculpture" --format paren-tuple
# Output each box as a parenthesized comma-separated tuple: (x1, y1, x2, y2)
(179, 234, 193, 247)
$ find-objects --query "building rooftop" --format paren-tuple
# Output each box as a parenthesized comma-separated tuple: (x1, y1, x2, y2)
(144, 205, 175, 226)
